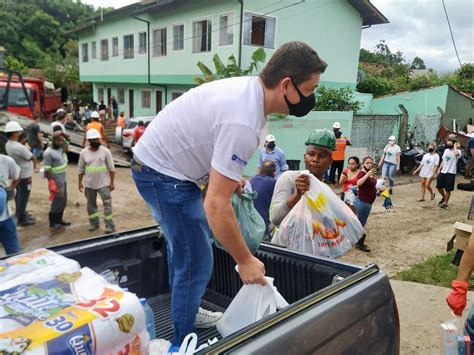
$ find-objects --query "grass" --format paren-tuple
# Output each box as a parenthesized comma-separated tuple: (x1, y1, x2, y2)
(393, 251, 474, 290)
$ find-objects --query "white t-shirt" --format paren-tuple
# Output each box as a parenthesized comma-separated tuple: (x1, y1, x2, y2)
(133, 76, 266, 185)
(50, 121, 66, 134)
(441, 148, 459, 174)
(419, 153, 440, 178)
(0, 155, 21, 222)
(383, 144, 401, 164)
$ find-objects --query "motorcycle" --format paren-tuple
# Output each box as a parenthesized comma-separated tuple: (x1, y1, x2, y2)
(400, 144, 424, 173)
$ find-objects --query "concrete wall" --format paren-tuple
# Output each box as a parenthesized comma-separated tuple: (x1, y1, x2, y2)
(369, 85, 449, 126)
(244, 111, 353, 175)
(444, 86, 474, 130)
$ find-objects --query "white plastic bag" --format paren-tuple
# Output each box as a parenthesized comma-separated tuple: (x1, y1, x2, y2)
(440, 316, 464, 355)
(217, 277, 288, 337)
(272, 173, 363, 258)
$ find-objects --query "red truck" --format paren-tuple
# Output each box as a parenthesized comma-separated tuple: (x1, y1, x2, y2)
(0, 75, 62, 120)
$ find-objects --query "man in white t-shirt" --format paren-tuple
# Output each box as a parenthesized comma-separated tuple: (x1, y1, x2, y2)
(378, 135, 401, 194)
(132, 41, 327, 350)
(436, 137, 461, 209)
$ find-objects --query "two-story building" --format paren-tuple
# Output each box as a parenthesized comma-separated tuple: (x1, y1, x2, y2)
(75, 0, 387, 119)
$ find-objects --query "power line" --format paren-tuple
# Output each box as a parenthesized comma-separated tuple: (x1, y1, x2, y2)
(441, 0, 462, 69)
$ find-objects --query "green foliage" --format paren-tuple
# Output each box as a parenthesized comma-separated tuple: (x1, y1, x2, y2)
(357, 74, 394, 97)
(394, 251, 474, 290)
(411, 56, 426, 70)
(194, 48, 266, 84)
(4, 55, 28, 75)
(450, 63, 474, 94)
(314, 86, 362, 112)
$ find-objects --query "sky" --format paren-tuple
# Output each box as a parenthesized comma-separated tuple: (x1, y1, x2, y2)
(81, 0, 473, 74)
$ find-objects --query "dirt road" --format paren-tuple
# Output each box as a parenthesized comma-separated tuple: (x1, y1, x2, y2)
(7, 165, 474, 353)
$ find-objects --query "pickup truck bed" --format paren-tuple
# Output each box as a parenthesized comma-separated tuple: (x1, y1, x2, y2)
(50, 226, 399, 354)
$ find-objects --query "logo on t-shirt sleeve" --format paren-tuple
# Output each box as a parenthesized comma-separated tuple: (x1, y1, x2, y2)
(231, 154, 248, 166)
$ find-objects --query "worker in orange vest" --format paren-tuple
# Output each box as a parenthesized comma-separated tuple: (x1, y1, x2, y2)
(82, 111, 110, 148)
(329, 122, 351, 185)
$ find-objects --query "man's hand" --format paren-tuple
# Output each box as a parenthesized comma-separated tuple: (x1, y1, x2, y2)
(78, 182, 84, 193)
(446, 280, 469, 316)
(109, 182, 115, 192)
(237, 255, 267, 286)
(295, 174, 310, 195)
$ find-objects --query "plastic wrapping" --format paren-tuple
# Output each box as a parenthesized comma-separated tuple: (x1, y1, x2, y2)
(272, 173, 363, 258)
(217, 276, 288, 337)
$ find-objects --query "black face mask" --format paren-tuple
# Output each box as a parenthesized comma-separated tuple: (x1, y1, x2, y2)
(284, 80, 316, 117)
(266, 142, 276, 150)
(447, 144, 454, 149)
(428, 148, 435, 153)
(90, 141, 101, 149)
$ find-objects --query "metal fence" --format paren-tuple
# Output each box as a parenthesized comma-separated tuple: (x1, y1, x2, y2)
(411, 113, 441, 148)
(351, 114, 401, 160)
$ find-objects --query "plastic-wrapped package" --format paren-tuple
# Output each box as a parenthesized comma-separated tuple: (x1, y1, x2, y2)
(0, 267, 149, 354)
(217, 277, 288, 337)
(0, 249, 80, 292)
(440, 317, 463, 355)
(272, 173, 363, 258)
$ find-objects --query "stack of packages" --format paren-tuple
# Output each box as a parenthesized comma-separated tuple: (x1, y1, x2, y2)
(0, 249, 149, 354)
(440, 317, 471, 355)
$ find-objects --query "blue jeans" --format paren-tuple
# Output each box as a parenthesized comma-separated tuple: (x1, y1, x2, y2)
(131, 161, 213, 346)
(382, 162, 397, 188)
(32, 147, 42, 159)
(355, 197, 373, 246)
(0, 217, 20, 255)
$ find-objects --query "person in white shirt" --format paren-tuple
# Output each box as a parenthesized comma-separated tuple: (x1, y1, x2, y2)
(378, 135, 401, 194)
(132, 41, 327, 351)
(436, 137, 461, 209)
(412, 143, 440, 201)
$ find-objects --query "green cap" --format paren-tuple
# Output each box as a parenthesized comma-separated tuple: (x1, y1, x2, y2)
(305, 128, 336, 151)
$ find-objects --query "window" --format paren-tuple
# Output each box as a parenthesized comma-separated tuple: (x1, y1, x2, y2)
(219, 13, 234, 46)
(141, 90, 151, 108)
(171, 92, 183, 101)
(81, 43, 88, 62)
(152, 28, 167, 57)
(124, 34, 134, 59)
(98, 87, 104, 102)
(112, 37, 119, 57)
(139, 32, 147, 54)
(91, 41, 97, 59)
(117, 88, 125, 104)
(100, 39, 109, 61)
(243, 13, 276, 48)
(192, 19, 212, 53)
(172, 24, 184, 50)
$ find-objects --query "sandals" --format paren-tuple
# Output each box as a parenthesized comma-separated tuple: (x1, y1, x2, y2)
(417, 199, 425, 202)
(430, 193, 436, 201)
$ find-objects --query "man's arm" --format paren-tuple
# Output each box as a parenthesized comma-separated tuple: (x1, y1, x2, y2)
(204, 168, 266, 285)
(106, 149, 115, 191)
(109, 171, 115, 191)
(457, 232, 474, 282)
(279, 150, 289, 172)
(345, 137, 352, 146)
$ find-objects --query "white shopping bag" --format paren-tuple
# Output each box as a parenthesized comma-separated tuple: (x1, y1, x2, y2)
(272, 173, 363, 258)
(217, 277, 289, 337)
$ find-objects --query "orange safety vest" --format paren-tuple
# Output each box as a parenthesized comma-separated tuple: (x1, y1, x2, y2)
(86, 121, 105, 144)
(332, 138, 347, 161)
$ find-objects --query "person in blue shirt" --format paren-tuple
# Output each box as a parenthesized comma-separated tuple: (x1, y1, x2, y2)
(257, 134, 289, 178)
(465, 134, 474, 179)
(249, 160, 277, 239)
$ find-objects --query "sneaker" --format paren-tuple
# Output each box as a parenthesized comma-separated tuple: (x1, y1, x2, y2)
(438, 198, 446, 205)
(60, 220, 72, 226)
(50, 224, 65, 233)
(18, 218, 36, 227)
(104, 226, 116, 234)
(355, 244, 371, 252)
(194, 307, 223, 328)
(440, 203, 449, 209)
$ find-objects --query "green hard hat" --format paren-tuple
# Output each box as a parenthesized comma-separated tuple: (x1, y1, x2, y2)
(305, 128, 336, 150)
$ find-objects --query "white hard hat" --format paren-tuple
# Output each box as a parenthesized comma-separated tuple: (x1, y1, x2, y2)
(90, 111, 100, 119)
(332, 122, 341, 129)
(5, 121, 23, 133)
(56, 108, 66, 114)
(388, 135, 396, 141)
(86, 128, 102, 140)
(265, 134, 276, 142)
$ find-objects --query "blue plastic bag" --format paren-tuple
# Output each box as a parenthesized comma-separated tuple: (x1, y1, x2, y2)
(213, 189, 266, 254)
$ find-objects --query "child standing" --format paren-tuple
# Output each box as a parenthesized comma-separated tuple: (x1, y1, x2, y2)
(436, 137, 461, 209)
(412, 143, 439, 202)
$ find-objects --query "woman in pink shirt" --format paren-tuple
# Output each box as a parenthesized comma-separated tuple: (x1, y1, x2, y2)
(339, 156, 360, 212)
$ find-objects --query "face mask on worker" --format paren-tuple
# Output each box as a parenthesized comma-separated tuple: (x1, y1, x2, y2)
(284, 79, 316, 117)
(266, 142, 276, 150)
(89, 140, 100, 149)
(428, 147, 435, 153)
(53, 142, 63, 149)
(447, 143, 454, 149)
(388, 140, 395, 146)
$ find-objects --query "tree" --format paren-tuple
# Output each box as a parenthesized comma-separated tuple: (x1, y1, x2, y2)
(4, 55, 28, 75)
(314, 86, 362, 112)
(411, 56, 426, 70)
(450, 63, 474, 94)
(194, 48, 266, 84)
(356, 74, 393, 97)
